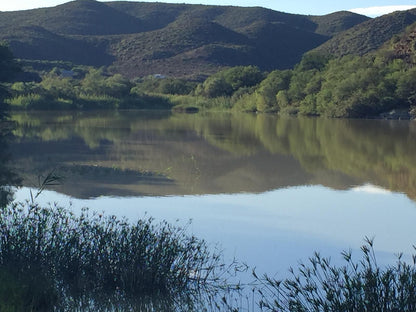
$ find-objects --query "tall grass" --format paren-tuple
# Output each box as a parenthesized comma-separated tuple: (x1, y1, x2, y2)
(1, 198, 416, 311)
(0, 200, 234, 311)
(256, 237, 416, 312)
(6, 94, 75, 110)
(167, 94, 233, 112)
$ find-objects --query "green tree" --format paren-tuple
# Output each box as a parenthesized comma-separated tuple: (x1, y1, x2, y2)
(197, 66, 264, 98)
(197, 76, 233, 98)
(40, 71, 76, 99)
(222, 66, 264, 91)
(157, 79, 195, 95)
(105, 74, 132, 97)
(255, 70, 291, 112)
(296, 51, 330, 71)
(80, 68, 107, 96)
(0, 43, 19, 83)
(396, 66, 416, 106)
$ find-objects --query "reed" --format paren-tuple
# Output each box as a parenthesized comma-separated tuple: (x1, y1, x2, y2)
(0, 201, 230, 310)
(256, 237, 416, 312)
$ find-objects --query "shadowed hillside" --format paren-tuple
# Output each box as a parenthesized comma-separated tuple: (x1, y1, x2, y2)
(0, 0, 368, 79)
(314, 9, 416, 57)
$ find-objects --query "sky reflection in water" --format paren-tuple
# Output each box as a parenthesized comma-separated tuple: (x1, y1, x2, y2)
(16, 183, 416, 277)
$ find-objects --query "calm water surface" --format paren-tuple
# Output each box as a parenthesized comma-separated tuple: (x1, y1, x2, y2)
(8, 110, 416, 276)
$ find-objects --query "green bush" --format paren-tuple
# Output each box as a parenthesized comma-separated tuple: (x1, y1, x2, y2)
(196, 66, 264, 98)
(6, 94, 47, 109)
(76, 94, 121, 109)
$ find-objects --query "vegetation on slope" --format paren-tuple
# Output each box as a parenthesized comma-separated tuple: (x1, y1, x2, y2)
(178, 21, 416, 118)
(314, 8, 416, 57)
(3, 4, 416, 118)
(0, 0, 368, 79)
(309, 10, 370, 36)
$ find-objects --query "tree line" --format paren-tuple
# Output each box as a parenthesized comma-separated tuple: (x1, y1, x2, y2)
(2, 32, 416, 118)
(193, 51, 416, 118)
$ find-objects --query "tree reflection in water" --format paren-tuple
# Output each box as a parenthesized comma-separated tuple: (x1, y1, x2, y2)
(9, 111, 416, 199)
(0, 115, 20, 208)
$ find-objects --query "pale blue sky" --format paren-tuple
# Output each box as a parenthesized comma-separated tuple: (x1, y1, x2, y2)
(1, 0, 416, 16)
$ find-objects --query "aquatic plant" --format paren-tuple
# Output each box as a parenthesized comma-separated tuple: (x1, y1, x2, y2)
(0, 200, 236, 311)
(256, 237, 416, 312)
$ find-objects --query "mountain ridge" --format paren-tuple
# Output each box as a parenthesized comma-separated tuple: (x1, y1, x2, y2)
(313, 8, 416, 57)
(0, 0, 369, 79)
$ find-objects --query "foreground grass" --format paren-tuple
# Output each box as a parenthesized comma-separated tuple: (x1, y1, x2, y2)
(256, 237, 416, 312)
(0, 201, 234, 311)
(1, 198, 416, 311)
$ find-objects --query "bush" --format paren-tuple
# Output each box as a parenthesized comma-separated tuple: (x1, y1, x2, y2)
(6, 94, 48, 109)
(196, 66, 264, 98)
(76, 94, 121, 109)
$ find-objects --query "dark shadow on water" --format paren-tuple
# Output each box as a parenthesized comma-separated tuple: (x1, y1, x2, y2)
(0, 117, 21, 208)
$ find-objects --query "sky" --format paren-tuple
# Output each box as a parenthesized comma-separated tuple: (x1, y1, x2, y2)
(0, 0, 415, 17)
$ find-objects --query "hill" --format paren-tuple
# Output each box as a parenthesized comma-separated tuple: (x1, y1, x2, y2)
(314, 9, 416, 57)
(0, 0, 368, 79)
(382, 21, 416, 65)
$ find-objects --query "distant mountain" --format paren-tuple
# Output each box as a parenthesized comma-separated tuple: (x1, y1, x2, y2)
(313, 9, 416, 57)
(0, 0, 369, 79)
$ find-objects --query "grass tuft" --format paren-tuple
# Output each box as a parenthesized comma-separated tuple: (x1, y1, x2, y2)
(256, 237, 416, 312)
(0, 201, 232, 310)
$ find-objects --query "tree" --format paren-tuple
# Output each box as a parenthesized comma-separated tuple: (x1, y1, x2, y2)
(0, 43, 20, 82)
(296, 51, 330, 71)
(105, 74, 132, 97)
(40, 71, 76, 99)
(197, 76, 233, 98)
(396, 67, 416, 106)
(196, 66, 264, 98)
(255, 70, 292, 112)
(80, 68, 107, 96)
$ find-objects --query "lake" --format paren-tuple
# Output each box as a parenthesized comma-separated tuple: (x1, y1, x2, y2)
(4, 110, 416, 302)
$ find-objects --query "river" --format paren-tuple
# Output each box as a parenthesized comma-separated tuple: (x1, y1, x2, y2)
(4, 110, 416, 308)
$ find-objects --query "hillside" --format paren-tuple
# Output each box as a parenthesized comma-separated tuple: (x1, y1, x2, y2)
(0, 0, 368, 79)
(314, 8, 416, 57)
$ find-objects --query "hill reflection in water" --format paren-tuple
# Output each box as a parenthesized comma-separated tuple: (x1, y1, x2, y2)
(9, 110, 416, 200)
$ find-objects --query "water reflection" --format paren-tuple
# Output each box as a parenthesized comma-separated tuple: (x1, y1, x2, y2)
(0, 117, 21, 207)
(9, 111, 416, 200)
(7, 111, 416, 311)
(0, 199, 241, 312)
